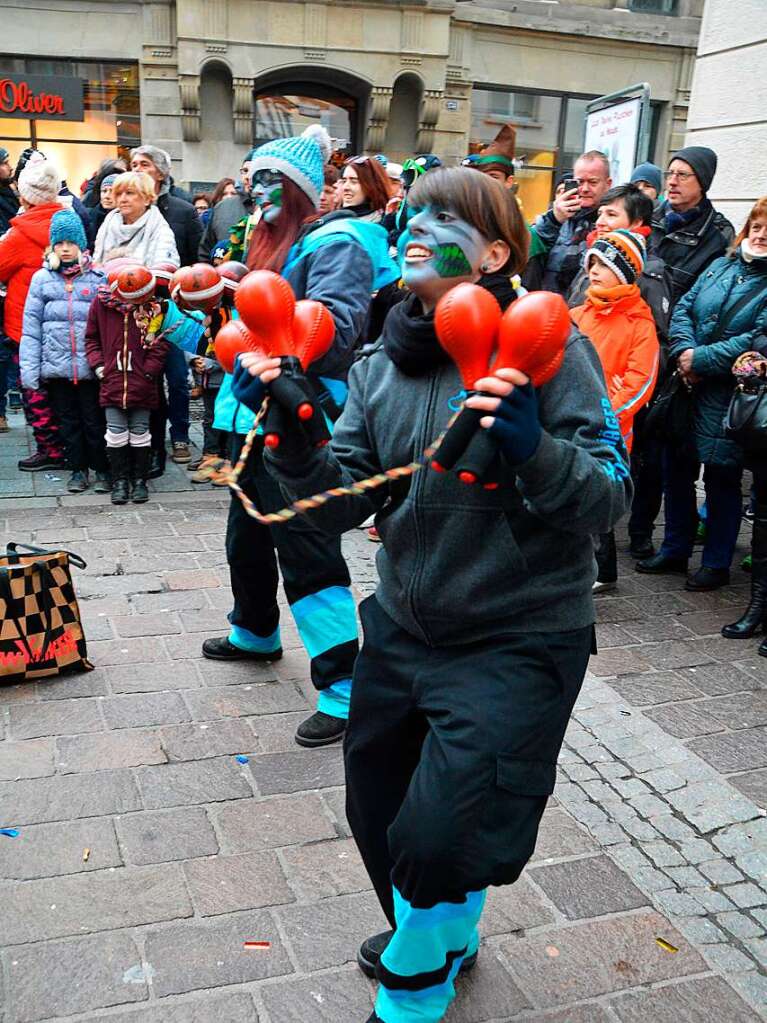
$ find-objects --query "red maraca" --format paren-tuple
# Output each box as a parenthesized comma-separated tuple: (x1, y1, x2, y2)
(292, 300, 335, 371)
(495, 291, 571, 385)
(171, 263, 225, 313)
(235, 270, 296, 355)
(214, 320, 262, 375)
(432, 283, 502, 475)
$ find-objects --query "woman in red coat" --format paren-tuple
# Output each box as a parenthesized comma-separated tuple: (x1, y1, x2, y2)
(0, 156, 66, 469)
(84, 275, 169, 505)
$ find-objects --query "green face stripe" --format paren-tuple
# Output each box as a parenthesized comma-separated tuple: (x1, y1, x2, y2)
(433, 242, 472, 279)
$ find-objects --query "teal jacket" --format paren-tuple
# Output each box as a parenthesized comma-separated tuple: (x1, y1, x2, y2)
(669, 248, 767, 466)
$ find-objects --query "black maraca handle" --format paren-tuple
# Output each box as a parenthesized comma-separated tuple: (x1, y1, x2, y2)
(431, 402, 483, 473)
(295, 374, 330, 448)
(454, 428, 499, 486)
(269, 357, 315, 421)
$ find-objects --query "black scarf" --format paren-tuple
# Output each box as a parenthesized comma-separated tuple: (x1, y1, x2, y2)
(382, 275, 519, 377)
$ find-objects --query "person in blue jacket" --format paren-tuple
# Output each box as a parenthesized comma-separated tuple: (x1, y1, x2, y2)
(637, 204, 767, 590)
(206, 124, 399, 748)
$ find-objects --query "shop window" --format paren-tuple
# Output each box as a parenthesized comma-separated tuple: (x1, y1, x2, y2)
(255, 89, 353, 152)
(0, 58, 140, 193)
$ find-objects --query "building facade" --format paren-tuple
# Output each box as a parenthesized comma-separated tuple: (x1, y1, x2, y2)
(685, 0, 766, 231)
(2, 0, 702, 218)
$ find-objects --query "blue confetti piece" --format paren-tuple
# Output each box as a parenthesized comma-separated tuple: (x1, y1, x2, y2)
(236, 755, 249, 764)
(0, 828, 19, 838)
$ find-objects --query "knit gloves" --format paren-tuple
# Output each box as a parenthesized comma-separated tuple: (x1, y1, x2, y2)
(486, 381, 541, 467)
(231, 355, 265, 413)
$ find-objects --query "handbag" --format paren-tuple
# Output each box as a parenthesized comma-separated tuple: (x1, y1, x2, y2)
(0, 542, 92, 684)
(724, 376, 767, 452)
(643, 370, 697, 461)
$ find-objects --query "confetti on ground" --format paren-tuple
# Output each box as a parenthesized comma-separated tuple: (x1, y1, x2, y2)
(243, 941, 271, 950)
(545, 946, 559, 958)
(0, 828, 19, 838)
(236, 755, 249, 764)
(656, 937, 679, 953)
(43, 473, 62, 481)
(83, 848, 90, 862)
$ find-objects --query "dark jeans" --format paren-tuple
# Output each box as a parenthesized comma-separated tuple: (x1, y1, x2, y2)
(659, 449, 743, 569)
(150, 344, 189, 448)
(346, 595, 593, 921)
(225, 433, 358, 693)
(202, 388, 227, 457)
(46, 379, 107, 472)
(0, 336, 19, 417)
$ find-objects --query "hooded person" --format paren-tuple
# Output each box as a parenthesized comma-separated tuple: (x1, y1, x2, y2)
(649, 145, 734, 304)
(206, 123, 400, 750)
(0, 156, 66, 469)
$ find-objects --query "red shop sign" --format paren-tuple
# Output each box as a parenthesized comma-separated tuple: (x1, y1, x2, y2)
(0, 73, 84, 122)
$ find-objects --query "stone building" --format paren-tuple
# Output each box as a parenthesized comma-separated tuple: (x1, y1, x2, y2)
(684, 0, 766, 230)
(2, 0, 703, 218)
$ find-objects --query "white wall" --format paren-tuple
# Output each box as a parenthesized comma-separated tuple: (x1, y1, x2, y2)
(686, 0, 767, 230)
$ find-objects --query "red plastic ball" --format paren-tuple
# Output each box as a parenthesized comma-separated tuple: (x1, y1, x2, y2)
(171, 263, 225, 313)
(104, 256, 142, 289)
(213, 320, 261, 375)
(496, 291, 571, 387)
(113, 265, 156, 304)
(292, 300, 335, 370)
(235, 270, 296, 356)
(217, 261, 249, 291)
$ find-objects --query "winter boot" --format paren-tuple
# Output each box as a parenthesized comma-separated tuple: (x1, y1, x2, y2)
(107, 447, 131, 505)
(130, 447, 152, 504)
(723, 505, 767, 639)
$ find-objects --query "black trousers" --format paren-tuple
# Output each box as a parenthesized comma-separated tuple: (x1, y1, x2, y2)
(345, 595, 594, 922)
(202, 389, 228, 457)
(45, 379, 107, 473)
(627, 406, 663, 542)
(225, 433, 358, 692)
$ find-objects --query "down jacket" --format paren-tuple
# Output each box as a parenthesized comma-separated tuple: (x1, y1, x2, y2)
(668, 248, 767, 467)
(19, 264, 105, 390)
(0, 202, 62, 342)
(84, 296, 170, 410)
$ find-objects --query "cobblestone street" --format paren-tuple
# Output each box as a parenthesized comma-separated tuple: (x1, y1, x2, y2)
(0, 414, 766, 1023)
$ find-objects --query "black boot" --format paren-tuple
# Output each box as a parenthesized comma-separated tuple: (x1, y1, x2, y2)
(131, 447, 152, 503)
(723, 506, 767, 638)
(107, 447, 130, 505)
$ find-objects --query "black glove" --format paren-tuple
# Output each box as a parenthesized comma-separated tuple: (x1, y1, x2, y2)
(486, 382, 542, 467)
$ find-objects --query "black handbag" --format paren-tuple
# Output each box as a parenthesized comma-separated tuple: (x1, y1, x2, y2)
(724, 376, 767, 452)
(643, 370, 697, 461)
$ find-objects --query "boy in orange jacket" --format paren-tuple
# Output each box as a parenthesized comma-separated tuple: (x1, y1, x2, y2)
(572, 228, 659, 590)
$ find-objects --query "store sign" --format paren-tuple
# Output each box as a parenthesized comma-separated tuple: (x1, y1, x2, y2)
(584, 97, 641, 187)
(0, 73, 84, 122)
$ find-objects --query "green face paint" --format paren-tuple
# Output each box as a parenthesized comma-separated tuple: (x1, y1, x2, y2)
(432, 242, 472, 279)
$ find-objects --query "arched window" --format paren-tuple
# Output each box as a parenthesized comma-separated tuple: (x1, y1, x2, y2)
(384, 73, 423, 158)
(200, 61, 234, 143)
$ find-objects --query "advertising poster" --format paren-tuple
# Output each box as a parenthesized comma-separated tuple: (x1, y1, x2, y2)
(584, 97, 642, 185)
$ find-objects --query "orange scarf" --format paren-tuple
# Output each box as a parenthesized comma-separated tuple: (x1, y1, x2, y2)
(585, 282, 640, 310)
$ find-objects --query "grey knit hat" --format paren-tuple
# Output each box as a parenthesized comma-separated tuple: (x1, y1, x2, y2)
(130, 145, 172, 180)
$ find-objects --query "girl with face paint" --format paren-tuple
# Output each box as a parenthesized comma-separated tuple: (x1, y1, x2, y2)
(232, 167, 632, 1023)
(207, 124, 399, 751)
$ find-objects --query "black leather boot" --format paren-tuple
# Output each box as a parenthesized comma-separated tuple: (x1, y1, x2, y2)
(107, 447, 131, 505)
(130, 447, 152, 503)
(723, 505, 767, 638)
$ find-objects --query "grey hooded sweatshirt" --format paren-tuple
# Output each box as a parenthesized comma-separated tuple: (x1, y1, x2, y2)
(266, 317, 632, 648)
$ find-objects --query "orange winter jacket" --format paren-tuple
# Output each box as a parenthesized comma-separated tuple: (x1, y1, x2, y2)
(571, 283, 659, 452)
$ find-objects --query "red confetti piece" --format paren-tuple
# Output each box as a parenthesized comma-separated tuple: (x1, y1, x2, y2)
(243, 941, 270, 950)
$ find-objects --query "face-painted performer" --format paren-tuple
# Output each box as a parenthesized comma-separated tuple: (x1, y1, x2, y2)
(205, 124, 399, 749)
(230, 167, 631, 1023)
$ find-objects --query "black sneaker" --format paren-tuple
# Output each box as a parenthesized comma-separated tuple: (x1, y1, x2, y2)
(295, 711, 346, 748)
(67, 470, 89, 493)
(202, 636, 283, 661)
(357, 930, 479, 980)
(93, 472, 111, 494)
(628, 536, 655, 560)
(18, 452, 65, 472)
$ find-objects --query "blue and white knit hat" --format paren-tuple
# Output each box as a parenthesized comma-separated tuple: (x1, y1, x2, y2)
(247, 124, 332, 208)
(49, 208, 87, 251)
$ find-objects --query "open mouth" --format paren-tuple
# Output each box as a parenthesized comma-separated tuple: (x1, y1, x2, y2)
(405, 244, 434, 263)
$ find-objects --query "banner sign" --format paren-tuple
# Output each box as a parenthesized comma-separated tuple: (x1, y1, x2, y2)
(0, 73, 84, 122)
(584, 97, 642, 187)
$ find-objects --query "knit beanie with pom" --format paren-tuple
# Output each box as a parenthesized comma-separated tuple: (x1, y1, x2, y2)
(247, 124, 332, 207)
(586, 229, 646, 286)
(18, 156, 61, 206)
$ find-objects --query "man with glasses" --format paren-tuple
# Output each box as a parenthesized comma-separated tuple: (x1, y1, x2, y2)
(534, 150, 612, 295)
(649, 146, 734, 305)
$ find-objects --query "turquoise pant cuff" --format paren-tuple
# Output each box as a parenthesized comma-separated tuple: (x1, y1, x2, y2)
(228, 623, 281, 654)
(317, 679, 352, 719)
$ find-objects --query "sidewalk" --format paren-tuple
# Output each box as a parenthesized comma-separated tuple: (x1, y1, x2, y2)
(0, 417, 765, 1023)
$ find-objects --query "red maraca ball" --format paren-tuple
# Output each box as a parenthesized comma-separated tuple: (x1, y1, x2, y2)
(214, 320, 262, 375)
(435, 283, 502, 389)
(292, 300, 335, 370)
(235, 270, 296, 356)
(217, 261, 249, 292)
(171, 263, 225, 313)
(496, 291, 571, 387)
(113, 265, 156, 304)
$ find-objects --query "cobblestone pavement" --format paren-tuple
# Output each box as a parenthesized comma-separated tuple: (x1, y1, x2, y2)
(0, 415, 765, 1023)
